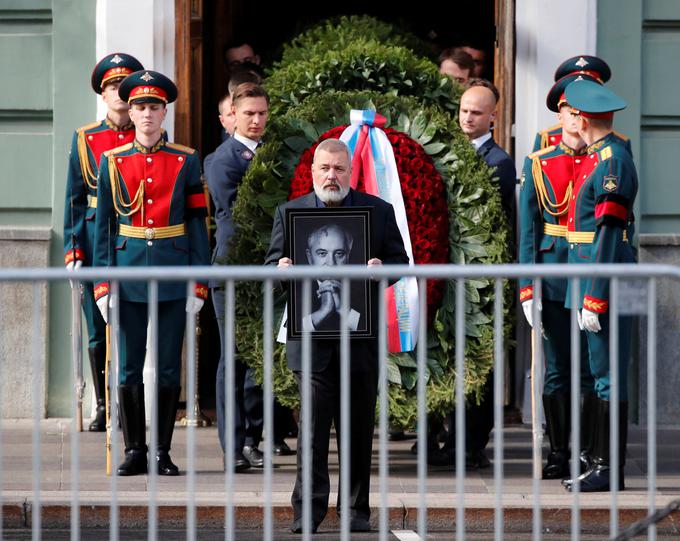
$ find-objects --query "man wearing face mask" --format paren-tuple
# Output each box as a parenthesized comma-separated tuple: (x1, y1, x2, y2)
(63, 52, 144, 433)
(93, 70, 210, 476)
(265, 138, 408, 533)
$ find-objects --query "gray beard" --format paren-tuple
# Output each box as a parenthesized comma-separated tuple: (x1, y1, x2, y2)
(313, 183, 349, 205)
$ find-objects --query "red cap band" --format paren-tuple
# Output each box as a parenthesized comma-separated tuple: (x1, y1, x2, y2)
(101, 67, 134, 87)
(129, 85, 168, 103)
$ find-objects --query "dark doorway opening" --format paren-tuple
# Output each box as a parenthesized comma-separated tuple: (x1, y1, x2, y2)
(191, 1, 499, 412)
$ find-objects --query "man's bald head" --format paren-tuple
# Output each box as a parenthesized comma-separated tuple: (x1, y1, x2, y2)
(459, 85, 497, 140)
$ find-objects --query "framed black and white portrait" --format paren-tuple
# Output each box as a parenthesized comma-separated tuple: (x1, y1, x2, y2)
(286, 207, 373, 340)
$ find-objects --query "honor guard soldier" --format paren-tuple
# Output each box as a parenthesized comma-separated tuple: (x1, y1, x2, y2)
(64, 52, 144, 432)
(531, 55, 632, 155)
(562, 79, 637, 492)
(519, 74, 600, 480)
(93, 70, 210, 476)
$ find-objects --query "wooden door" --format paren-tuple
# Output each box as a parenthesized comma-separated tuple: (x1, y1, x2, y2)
(494, 0, 515, 155)
(175, 0, 204, 150)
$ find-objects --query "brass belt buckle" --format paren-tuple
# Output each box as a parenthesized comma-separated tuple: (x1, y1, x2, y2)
(144, 228, 155, 240)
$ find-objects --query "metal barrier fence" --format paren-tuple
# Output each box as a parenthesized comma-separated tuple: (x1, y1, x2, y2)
(1, 263, 679, 540)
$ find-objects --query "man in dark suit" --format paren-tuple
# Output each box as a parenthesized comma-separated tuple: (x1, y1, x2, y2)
(430, 79, 517, 469)
(205, 82, 291, 472)
(265, 138, 408, 533)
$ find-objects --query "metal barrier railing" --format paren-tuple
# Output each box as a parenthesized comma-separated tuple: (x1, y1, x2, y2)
(1, 263, 679, 540)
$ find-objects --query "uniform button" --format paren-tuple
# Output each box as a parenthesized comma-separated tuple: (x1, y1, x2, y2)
(117, 158, 123, 163)
(88, 135, 93, 141)
(550, 137, 555, 142)
(178, 156, 184, 162)
(147, 199, 153, 204)
(583, 175, 587, 179)
(147, 241, 153, 247)
(572, 195, 575, 200)
(148, 219, 154, 225)
(541, 160, 547, 166)
(147, 157, 153, 163)
(575, 159, 581, 164)
(590, 155, 594, 159)
(570, 244, 574, 249)
(118, 134, 124, 140)
(569, 218, 573, 223)
(146, 177, 152, 183)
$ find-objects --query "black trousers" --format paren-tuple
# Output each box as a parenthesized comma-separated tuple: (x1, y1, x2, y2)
(291, 352, 377, 526)
(445, 370, 495, 453)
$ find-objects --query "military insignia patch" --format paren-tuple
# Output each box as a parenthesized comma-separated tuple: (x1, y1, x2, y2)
(111, 54, 123, 64)
(140, 72, 154, 82)
(603, 174, 618, 192)
(575, 57, 589, 68)
(241, 149, 254, 161)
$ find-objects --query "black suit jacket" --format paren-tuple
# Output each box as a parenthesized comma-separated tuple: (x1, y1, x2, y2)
(477, 136, 517, 224)
(204, 136, 253, 265)
(264, 190, 409, 373)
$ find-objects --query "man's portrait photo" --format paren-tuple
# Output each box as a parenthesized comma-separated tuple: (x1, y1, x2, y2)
(286, 207, 372, 339)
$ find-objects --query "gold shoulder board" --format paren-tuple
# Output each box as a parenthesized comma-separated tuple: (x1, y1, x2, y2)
(76, 121, 101, 134)
(166, 142, 196, 154)
(528, 145, 556, 160)
(613, 130, 630, 142)
(104, 142, 133, 157)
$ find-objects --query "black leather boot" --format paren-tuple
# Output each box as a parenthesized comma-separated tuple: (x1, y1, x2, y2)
(87, 345, 107, 432)
(156, 386, 181, 476)
(542, 393, 570, 479)
(567, 399, 627, 492)
(117, 384, 148, 476)
(561, 392, 599, 488)
(579, 393, 598, 472)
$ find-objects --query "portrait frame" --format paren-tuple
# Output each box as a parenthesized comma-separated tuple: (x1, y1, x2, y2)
(286, 206, 373, 340)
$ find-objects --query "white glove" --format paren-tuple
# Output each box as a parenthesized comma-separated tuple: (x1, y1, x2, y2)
(66, 260, 83, 288)
(581, 308, 601, 333)
(521, 298, 542, 328)
(577, 310, 584, 331)
(96, 294, 116, 324)
(185, 296, 204, 314)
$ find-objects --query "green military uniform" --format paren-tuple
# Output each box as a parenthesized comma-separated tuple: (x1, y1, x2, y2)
(63, 52, 143, 432)
(520, 72, 602, 479)
(93, 70, 210, 477)
(563, 79, 638, 492)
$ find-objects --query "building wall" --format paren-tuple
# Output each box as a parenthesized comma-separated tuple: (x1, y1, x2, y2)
(597, 0, 680, 424)
(0, 0, 95, 417)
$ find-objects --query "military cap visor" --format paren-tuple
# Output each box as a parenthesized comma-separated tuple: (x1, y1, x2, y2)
(91, 53, 144, 94)
(565, 79, 627, 118)
(554, 55, 611, 83)
(118, 70, 178, 104)
(547, 73, 599, 112)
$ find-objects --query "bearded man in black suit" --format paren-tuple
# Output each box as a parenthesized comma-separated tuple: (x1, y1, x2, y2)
(265, 138, 408, 533)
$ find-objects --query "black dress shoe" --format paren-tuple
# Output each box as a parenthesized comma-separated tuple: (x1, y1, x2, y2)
(156, 451, 179, 476)
(467, 450, 491, 470)
(242, 445, 264, 468)
(291, 519, 318, 534)
(226, 451, 251, 473)
(273, 441, 294, 456)
(117, 449, 148, 476)
(427, 448, 455, 467)
(88, 404, 107, 432)
(349, 517, 371, 532)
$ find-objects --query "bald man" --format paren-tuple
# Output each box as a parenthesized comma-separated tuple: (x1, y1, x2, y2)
(429, 80, 516, 469)
(459, 81, 516, 222)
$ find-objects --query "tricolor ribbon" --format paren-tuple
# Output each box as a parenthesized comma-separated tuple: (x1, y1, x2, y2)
(341, 110, 419, 352)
